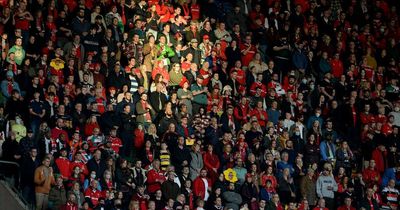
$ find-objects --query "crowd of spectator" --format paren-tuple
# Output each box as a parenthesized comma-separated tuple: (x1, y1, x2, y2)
(0, 0, 399, 210)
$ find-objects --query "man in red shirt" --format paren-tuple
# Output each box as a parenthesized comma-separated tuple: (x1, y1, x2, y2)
(240, 35, 256, 68)
(61, 192, 79, 210)
(84, 179, 102, 208)
(107, 127, 122, 154)
(362, 160, 382, 186)
(360, 104, 376, 125)
(249, 100, 268, 127)
(337, 197, 356, 210)
(330, 52, 344, 79)
(147, 160, 166, 194)
(55, 148, 71, 180)
(193, 169, 212, 201)
(234, 97, 249, 125)
(312, 198, 328, 210)
(250, 74, 267, 97)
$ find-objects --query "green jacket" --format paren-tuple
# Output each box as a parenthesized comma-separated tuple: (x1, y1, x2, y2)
(7, 45, 25, 65)
(156, 44, 175, 65)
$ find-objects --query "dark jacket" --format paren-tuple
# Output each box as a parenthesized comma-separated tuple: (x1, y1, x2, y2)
(359, 198, 379, 210)
(161, 180, 180, 201)
(86, 158, 107, 179)
(48, 186, 67, 210)
(149, 91, 167, 113)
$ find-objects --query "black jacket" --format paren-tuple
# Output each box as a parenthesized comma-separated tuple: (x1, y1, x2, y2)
(161, 180, 180, 201)
(86, 158, 107, 179)
(149, 91, 167, 113)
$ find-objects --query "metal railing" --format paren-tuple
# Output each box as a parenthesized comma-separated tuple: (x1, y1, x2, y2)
(0, 160, 30, 210)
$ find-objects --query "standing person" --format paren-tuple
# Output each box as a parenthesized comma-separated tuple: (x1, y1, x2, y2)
(161, 171, 180, 201)
(20, 147, 40, 208)
(34, 156, 56, 210)
(316, 163, 338, 210)
(301, 168, 317, 208)
(191, 76, 208, 115)
(193, 168, 212, 202)
(189, 143, 204, 180)
(118, 104, 136, 159)
(48, 175, 67, 210)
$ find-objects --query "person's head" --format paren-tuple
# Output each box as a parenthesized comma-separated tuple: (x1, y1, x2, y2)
(342, 197, 352, 207)
(94, 149, 101, 160)
(323, 163, 332, 175)
(366, 187, 374, 198)
(147, 200, 156, 210)
(42, 156, 51, 167)
(388, 179, 396, 188)
(123, 104, 131, 114)
(317, 198, 325, 207)
(271, 193, 279, 203)
(67, 192, 76, 203)
(30, 147, 38, 158)
(167, 171, 175, 181)
(135, 160, 142, 169)
(200, 168, 207, 177)
(15, 36, 23, 46)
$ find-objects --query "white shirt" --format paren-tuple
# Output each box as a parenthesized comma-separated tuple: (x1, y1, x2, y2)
(202, 178, 209, 201)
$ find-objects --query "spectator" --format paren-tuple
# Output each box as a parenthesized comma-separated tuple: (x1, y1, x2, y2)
(316, 164, 338, 210)
(222, 182, 242, 210)
(301, 168, 317, 207)
(0, 1, 399, 210)
(34, 156, 56, 210)
(48, 175, 67, 210)
(161, 171, 180, 201)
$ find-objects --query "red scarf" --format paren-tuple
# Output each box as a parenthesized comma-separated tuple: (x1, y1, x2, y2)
(146, 148, 154, 162)
(7, 81, 13, 95)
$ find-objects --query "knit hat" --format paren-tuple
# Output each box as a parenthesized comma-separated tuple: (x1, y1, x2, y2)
(179, 77, 189, 88)
(6, 70, 13, 78)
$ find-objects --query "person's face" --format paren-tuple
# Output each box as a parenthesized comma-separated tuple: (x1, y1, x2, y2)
(43, 159, 51, 167)
(168, 172, 175, 180)
(124, 105, 131, 113)
(367, 188, 374, 197)
(15, 38, 22, 46)
(245, 36, 251, 44)
(135, 160, 142, 168)
(141, 94, 148, 101)
(30, 149, 38, 157)
(94, 150, 101, 159)
(200, 169, 207, 177)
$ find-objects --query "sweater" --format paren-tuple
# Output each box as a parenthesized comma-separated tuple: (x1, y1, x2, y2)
(34, 165, 55, 194)
(316, 175, 337, 198)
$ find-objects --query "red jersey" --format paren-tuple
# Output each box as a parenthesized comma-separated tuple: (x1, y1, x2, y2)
(84, 187, 102, 207)
(240, 43, 256, 67)
(146, 168, 165, 193)
(108, 136, 122, 154)
(56, 157, 71, 179)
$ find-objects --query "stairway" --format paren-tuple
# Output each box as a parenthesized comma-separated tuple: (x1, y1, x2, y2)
(0, 180, 29, 210)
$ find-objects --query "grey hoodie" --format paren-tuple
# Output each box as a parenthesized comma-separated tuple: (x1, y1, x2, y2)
(316, 174, 338, 198)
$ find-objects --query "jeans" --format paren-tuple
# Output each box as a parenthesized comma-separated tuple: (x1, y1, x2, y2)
(35, 192, 49, 210)
(22, 185, 35, 205)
